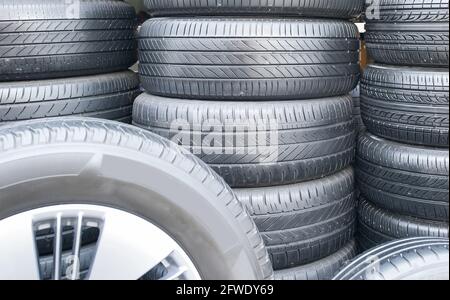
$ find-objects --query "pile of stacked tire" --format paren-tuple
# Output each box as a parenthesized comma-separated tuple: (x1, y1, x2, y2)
(0, 0, 140, 125)
(133, 0, 364, 280)
(357, 0, 449, 250)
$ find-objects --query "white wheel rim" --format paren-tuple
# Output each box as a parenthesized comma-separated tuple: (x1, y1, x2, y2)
(0, 205, 201, 280)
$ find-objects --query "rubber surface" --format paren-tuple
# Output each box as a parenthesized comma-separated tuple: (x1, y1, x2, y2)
(358, 198, 449, 251)
(334, 237, 449, 280)
(351, 85, 365, 133)
(133, 94, 355, 188)
(144, 0, 364, 19)
(365, 0, 449, 66)
(361, 64, 449, 147)
(139, 18, 360, 100)
(0, 71, 140, 124)
(235, 168, 356, 270)
(356, 132, 449, 221)
(0, 118, 273, 280)
(0, 0, 138, 81)
(275, 240, 357, 280)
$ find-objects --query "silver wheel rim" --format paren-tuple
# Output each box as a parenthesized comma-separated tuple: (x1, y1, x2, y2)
(0, 204, 201, 280)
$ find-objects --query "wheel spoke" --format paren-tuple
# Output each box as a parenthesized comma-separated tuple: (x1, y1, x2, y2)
(0, 204, 200, 280)
(0, 213, 40, 280)
(158, 265, 188, 280)
(88, 210, 176, 280)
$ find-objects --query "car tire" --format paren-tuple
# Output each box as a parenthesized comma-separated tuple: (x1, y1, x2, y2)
(275, 240, 357, 281)
(364, 0, 449, 67)
(0, 71, 140, 124)
(143, 0, 364, 19)
(361, 64, 449, 147)
(0, 0, 138, 81)
(138, 18, 360, 100)
(334, 237, 449, 280)
(357, 198, 449, 251)
(356, 132, 449, 221)
(0, 118, 273, 280)
(235, 168, 357, 270)
(133, 94, 355, 188)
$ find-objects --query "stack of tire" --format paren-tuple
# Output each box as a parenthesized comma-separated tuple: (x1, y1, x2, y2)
(0, 0, 140, 125)
(357, 0, 449, 250)
(133, 0, 364, 280)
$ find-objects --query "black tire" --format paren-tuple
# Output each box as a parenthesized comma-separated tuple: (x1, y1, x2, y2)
(0, 118, 273, 280)
(364, 0, 449, 67)
(235, 168, 357, 270)
(357, 198, 449, 251)
(0, 0, 138, 81)
(334, 237, 450, 280)
(0, 71, 140, 124)
(356, 132, 449, 221)
(144, 0, 364, 19)
(351, 85, 365, 133)
(361, 64, 449, 147)
(133, 94, 355, 188)
(274, 240, 357, 280)
(138, 18, 360, 100)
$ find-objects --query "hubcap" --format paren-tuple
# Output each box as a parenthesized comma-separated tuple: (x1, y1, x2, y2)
(0, 205, 201, 280)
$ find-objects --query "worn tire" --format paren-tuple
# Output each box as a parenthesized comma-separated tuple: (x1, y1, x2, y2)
(0, 0, 138, 81)
(364, 0, 449, 66)
(0, 118, 273, 280)
(144, 0, 364, 19)
(138, 18, 360, 100)
(275, 240, 357, 280)
(0, 71, 140, 124)
(356, 132, 449, 221)
(357, 198, 449, 251)
(235, 168, 357, 270)
(334, 237, 450, 280)
(361, 64, 449, 147)
(133, 94, 355, 188)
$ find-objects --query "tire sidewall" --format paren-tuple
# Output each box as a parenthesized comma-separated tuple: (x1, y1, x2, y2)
(0, 144, 262, 280)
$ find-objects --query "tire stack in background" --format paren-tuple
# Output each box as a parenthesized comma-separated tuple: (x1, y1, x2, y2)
(357, 0, 449, 250)
(133, 0, 364, 280)
(0, 0, 140, 125)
